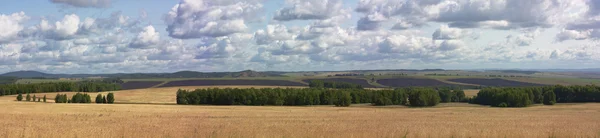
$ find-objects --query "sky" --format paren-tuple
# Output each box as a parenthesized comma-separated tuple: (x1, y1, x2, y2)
(0, 0, 599, 74)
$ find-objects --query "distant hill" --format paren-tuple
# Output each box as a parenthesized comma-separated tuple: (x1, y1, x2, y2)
(231, 70, 284, 78)
(0, 71, 54, 78)
(0, 70, 286, 79)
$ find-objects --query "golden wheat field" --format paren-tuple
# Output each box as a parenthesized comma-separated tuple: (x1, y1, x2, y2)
(0, 87, 599, 138)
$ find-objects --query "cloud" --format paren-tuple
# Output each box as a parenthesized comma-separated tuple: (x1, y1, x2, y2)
(31, 14, 81, 40)
(555, 29, 599, 41)
(391, 19, 427, 30)
(254, 25, 295, 45)
(164, 0, 262, 39)
(195, 33, 253, 59)
(432, 25, 471, 40)
(129, 26, 160, 48)
(438, 40, 465, 51)
(50, 0, 111, 8)
(273, 0, 344, 21)
(355, 0, 587, 31)
(0, 12, 29, 43)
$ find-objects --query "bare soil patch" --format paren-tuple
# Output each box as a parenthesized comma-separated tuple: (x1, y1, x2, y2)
(302, 78, 379, 88)
(159, 80, 306, 87)
(449, 78, 545, 87)
(377, 78, 461, 87)
(120, 81, 164, 90)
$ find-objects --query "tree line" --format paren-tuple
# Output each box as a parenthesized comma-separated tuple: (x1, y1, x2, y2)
(470, 85, 600, 107)
(53, 93, 114, 104)
(175, 87, 466, 107)
(16, 93, 46, 102)
(0, 82, 121, 96)
(308, 80, 363, 89)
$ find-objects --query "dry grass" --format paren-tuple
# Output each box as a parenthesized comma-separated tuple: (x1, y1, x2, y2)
(1, 87, 599, 138)
(0, 97, 599, 138)
(464, 89, 479, 97)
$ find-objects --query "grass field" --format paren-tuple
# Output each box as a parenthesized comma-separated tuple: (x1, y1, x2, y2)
(1, 86, 599, 137)
(0, 96, 599, 138)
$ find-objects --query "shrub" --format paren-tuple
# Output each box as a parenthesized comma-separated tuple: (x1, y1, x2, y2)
(498, 102, 508, 107)
(454, 89, 466, 102)
(95, 94, 103, 104)
(43, 95, 46, 103)
(438, 89, 453, 103)
(16, 93, 23, 101)
(371, 90, 393, 106)
(37, 98, 41, 102)
(26, 93, 31, 101)
(334, 91, 352, 107)
(54, 94, 70, 103)
(176, 89, 188, 105)
(408, 88, 440, 107)
(543, 91, 556, 105)
(107, 93, 115, 104)
(32, 95, 37, 102)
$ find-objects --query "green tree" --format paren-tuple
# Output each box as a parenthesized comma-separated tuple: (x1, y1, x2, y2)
(438, 89, 452, 103)
(107, 93, 115, 104)
(334, 91, 352, 107)
(408, 88, 440, 107)
(26, 93, 31, 101)
(16, 93, 23, 101)
(95, 94, 103, 104)
(455, 89, 466, 102)
(543, 91, 556, 105)
(32, 95, 37, 102)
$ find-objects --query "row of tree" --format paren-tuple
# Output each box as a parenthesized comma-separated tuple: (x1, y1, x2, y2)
(0, 82, 121, 96)
(308, 80, 363, 89)
(16, 93, 47, 102)
(95, 93, 115, 104)
(54, 93, 115, 104)
(471, 85, 600, 107)
(176, 87, 457, 107)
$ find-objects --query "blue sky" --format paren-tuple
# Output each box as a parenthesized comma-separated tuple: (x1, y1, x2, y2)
(0, 0, 599, 74)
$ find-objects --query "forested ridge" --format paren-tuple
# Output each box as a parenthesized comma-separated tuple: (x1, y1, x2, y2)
(0, 82, 121, 96)
(471, 85, 600, 107)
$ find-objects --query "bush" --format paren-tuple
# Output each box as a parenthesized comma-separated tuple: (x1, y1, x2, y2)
(37, 98, 41, 102)
(334, 91, 352, 107)
(438, 89, 452, 103)
(543, 91, 556, 105)
(371, 90, 393, 106)
(43, 95, 46, 102)
(69, 93, 91, 103)
(408, 88, 440, 107)
(454, 89, 466, 102)
(95, 94, 103, 104)
(54, 94, 68, 103)
(498, 102, 508, 107)
(26, 93, 31, 101)
(32, 95, 37, 102)
(107, 93, 115, 104)
(16, 93, 22, 101)
(176, 89, 188, 104)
